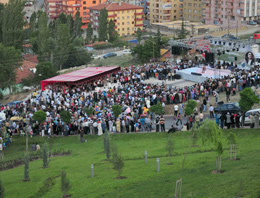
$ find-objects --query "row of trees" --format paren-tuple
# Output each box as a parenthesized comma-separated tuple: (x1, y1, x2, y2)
(29, 11, 91, 70)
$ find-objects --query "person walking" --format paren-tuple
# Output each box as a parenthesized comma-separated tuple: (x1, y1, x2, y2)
(209, 105, 214, 118)
(155, 116, 160, 132)
(176, 113, 182, 125)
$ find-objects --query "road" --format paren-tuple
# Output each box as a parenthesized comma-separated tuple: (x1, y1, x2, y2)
(93, 50, 129, 59)
(24, 0, 44, 21)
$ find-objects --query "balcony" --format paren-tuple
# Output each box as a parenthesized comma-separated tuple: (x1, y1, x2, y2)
(134, 18, 144, 21)
(66, 10, 74, 13)
(49, 10, 59, 13)
(73, 4, 81, 7)
(108, 14, 117, 18)
(134, 24, 144, 27)
(135, 12, 144, 15)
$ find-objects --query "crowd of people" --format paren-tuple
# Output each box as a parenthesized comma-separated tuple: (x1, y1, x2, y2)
(0, 59, 260, 146)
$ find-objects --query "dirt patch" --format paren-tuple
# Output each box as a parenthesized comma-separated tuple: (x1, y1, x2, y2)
(211, 170, 225, 174)
(115, 176, 127, 179)
(0, 92, 31, 104)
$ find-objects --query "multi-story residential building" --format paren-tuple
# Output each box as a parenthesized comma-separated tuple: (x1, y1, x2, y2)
(183, 0, 203, 22)
(203, 0, 260, 28)
(149, 0, 183, 23)
(44, 0, 106, 28)
(88, 2, 144, 36)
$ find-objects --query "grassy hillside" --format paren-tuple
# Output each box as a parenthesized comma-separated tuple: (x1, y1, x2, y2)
(0, 129, 260, 198)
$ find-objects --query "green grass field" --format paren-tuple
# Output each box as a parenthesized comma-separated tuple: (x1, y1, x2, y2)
(91, 55, 142, 68)
(0, 129, 260, 198)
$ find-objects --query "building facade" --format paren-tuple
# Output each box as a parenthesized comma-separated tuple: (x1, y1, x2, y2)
(149, 0, 183, 23)
(44, 0, 106, 28)
(183, 0, 203, 22)
(203, 0, 260, 28)
(88, 2, 144, 36)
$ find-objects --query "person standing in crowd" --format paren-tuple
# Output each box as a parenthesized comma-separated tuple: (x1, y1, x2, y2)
(209, 105, 214, 118)
(159, 115, 165, 132)
(174, 104, 179, 116)
(155, 116, 160, 132)
(250, 112, 255, 128)
(203, 98, 207, 112)
(226, 112, 232, 129)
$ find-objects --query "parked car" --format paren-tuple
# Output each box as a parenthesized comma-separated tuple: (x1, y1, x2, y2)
(123, 49, 131, 54)
(229, 36, 240, 40)
(240, 108, 260, 125)
(103, 52, 117, 58)
(204, 35, 213, 39)
(6, 101, 22, 107)
(214, 103, 241, 114)
(248, 21, 257, 25)
(254, 20, 260, 24)
(91, 54, 101, 60)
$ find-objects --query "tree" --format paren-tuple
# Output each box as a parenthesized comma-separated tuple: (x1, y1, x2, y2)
(43, 142, 49, 168)
(37, 12, 51, 62)
(198, 119, 224, 172)
(177, 18, 189, 39)
(0, 178, 4, 198)
(98, 8, 108, 41)
(149, 102, 164, 115)
(136, 28, 142, 44)
(103, 132, 110, 160)
(239, 88, 259, 112)
(32, 110, 47, 124)
(112, 144, 124, 177)
(112, 104, 122, 119)
(227, 132, 237, 145)
(73, 11, 83, 38)
(0, 43, 22, 90)
(86, 23, 93, 43)
(0, 3, 5, 43)
(84, 106, 94, 117)
(66, 14, 74, 37)
(35, 62, 58, 83)
(108, 19, 116, 42)
(61, 170, 71, 198)
(166, 135, 174, 165)
(23, 152, 30, 181)
(28, 11, 37, 37)
(184, 100, 197, 116)
(58, 13, 67, 24)
(2, 0, 25, 49)
(53, 24, 70, 70)
(227, 132, 237, 160)
(60, 111, 72, 124)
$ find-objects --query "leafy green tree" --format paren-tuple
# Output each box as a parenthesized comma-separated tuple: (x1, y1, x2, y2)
(37, 12, 51, 62)
(60, 111, 72, 124)
(166, 135, 174, 165)
(103, 132, 110, 160)
(43, 142, 49, 168)
(0, 43, 22, 90)
(0, 178, 4, 198)
(112, 104, 122, 119)
(23, 152, 30, 181)
(239, 88, 259, 112)
(108, 19, 117, 42)
(32, 110, 47, 124)
(177, 18, 189, 39)
(84, 106, 94, 117)
(198, 119, 224, 172)
(53, 24, 70, 70)
(112, 144, 124, 177)
(67, 14, 74, 37)
(2, 0, 25, 49)
(136, 28, 142, 44)
(35, 62, 58, 83)
(86, 23, 93, 43)
(149, 102, 164, 115)
(227, 132, 237, 145)
(61, 170, 71, 197)
(28, 12, 37, 37)
(184, 100, 197, 116)
(98, 8, 108, 41)
(58, 13, 67, 24)
(0, 3, 5, 43)
(73, 11, 83, 38)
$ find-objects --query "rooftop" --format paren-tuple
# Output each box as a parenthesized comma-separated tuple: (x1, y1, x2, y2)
(16, 60, 36, 84)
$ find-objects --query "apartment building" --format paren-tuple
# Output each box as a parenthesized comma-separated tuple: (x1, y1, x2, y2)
(44, 0, 106, 28)
(88, 2, 144, 36)
(203, 0, 260, 28)
(149, 0, 183, 23)
(183, 0, 203, 22)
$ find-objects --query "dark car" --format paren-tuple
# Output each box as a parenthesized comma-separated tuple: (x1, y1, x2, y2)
(103, 52, 117, 58)
(6, 101, 22, 107)
(214, 103, 241, 114)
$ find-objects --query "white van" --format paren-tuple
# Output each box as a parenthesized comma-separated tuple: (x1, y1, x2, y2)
(240, 108, 260, 125)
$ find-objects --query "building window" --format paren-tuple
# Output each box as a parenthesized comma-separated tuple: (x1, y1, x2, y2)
(127, 10, 129, 13)
(122, 16, 124, 19)
(83, 1, 86, 4)
(118, 28, 120, 31)
(127, 22, 129, 25)
(122, 28, 124, 31)
(93, 1, 96, 4)
(122, 22, 124, 25)
(127, 16, 129, 19)
(84, 17, 87, 20)
(122, 11, 124, 14)
(83, 12, 86, 15)
(117, 17, 120, 20)
(118, 22, 120, 25)
(83, 7, 86, 10)
(132, 21, 134, 24)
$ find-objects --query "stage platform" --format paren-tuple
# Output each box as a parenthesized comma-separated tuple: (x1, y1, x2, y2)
(176, 66, 231, 83)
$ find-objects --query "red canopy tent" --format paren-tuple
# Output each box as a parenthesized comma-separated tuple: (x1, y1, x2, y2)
(41, 66, 120, 91)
